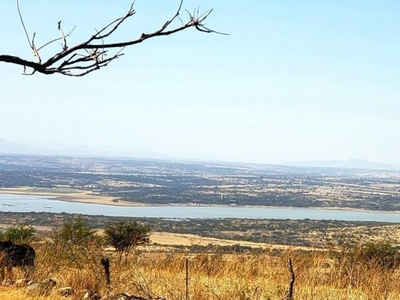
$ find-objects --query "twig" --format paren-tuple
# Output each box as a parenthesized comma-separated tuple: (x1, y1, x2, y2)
(37, 26, 76, 52)
(16, 0, 31, 49)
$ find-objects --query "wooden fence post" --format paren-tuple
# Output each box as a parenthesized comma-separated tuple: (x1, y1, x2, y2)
(186, 257, 189, 300)
(283, 258, 295, 300)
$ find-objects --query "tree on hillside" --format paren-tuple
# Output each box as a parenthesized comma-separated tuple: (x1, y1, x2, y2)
(0, 1, 220, 77)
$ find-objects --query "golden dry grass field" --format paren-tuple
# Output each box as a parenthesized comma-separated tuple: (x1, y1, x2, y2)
(1, 236, 400, 300)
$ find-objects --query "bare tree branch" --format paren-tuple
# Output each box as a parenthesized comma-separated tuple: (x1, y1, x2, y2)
(37, 25, 76, 52)
(1, 1, 223, 76)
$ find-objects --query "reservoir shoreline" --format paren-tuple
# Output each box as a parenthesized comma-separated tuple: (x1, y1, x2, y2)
(1, 187, 399, 215)
(1, 190, 400, 222)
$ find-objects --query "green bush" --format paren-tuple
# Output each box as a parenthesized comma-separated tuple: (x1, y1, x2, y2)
(46, 216, 103, 271)
(0, 223, 36, 243)
(104, 221, 150, 253)
(51, 216, 97, 247)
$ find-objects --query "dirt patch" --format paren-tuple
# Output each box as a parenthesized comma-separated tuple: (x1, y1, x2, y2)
(150, 232, 310, 251)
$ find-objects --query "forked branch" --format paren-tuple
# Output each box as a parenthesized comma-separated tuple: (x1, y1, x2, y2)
(1, 1, 222, 76)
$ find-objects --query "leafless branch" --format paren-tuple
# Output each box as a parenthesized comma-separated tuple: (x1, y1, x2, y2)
(1, 1, 222, 76)
(37, 26, 76, 52)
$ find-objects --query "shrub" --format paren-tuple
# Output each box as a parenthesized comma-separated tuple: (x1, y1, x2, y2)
(341, 239, 400, 269)
(51, 216, 97, 247)
(0, 223, 36, 243)
(104, 221, 150, 253)
(45, 216, 103, 272)
(358, 240, 399, 268)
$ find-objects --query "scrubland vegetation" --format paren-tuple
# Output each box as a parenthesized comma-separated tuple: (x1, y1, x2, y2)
(1, 221, 400, 299)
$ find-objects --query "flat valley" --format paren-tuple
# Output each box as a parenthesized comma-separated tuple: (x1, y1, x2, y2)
(1, 154, 400, 249)
(1, 154, 400, 210)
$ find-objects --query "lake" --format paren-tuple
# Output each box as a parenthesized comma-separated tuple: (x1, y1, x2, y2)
(0, 194, 400, 222)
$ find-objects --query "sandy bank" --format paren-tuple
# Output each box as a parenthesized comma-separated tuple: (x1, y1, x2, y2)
(0, 187, 145, 207)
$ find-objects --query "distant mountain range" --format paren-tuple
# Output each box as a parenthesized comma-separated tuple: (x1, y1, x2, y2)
(0, 138, 110, 157)
(0, 138, 58, 155)
(282, 159, 400, 171)
(0, 138, 175, 160)
(1, 138, 400, 171)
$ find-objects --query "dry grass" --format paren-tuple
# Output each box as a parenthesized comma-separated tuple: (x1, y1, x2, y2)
(1, 241, 400, 300)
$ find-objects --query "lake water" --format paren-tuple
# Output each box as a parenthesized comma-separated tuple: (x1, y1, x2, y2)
(0, 194, 400, 222)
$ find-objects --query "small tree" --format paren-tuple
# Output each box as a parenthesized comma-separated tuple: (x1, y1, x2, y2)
(48, 216, 103, 270)
(104, 221, 150, 253)
(51, 216, 97, 247)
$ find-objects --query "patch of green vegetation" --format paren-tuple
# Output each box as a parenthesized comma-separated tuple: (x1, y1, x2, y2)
(1, 212, 399, 248)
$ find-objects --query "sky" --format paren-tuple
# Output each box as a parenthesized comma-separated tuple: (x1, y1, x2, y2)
(1, 0, 400, 165)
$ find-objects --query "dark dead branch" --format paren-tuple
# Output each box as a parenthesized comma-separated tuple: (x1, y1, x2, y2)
(1, 1, 222, 76)
(282, 258, 295, 300)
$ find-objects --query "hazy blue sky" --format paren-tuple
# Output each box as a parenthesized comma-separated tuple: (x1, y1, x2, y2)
(1, 1, 400, 165)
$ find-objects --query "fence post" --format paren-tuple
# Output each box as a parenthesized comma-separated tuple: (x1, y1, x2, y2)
(186, 257, 189, 300)
(283, 258, 295, 300)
